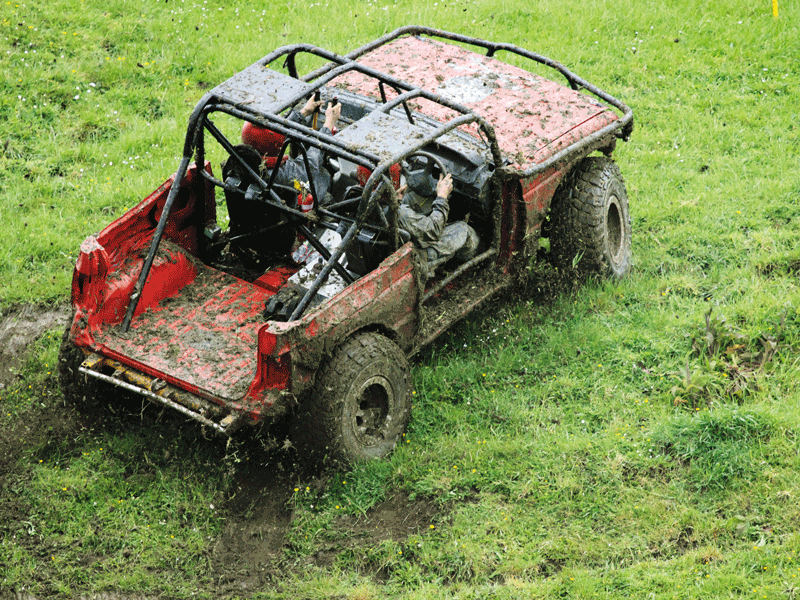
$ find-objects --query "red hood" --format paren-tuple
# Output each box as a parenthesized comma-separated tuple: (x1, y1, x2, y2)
(334, 35, 618, 171)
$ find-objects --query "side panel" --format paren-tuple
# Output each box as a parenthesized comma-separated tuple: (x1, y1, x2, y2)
(69, 163, 216, 348)
(497, 179, 525, 268)
(519, 166, 564, 259)
(255, 244, 420, 405)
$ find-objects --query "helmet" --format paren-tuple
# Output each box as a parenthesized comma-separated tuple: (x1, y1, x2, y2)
(241, 122, 286, 157)
(356, 163, 401, 188)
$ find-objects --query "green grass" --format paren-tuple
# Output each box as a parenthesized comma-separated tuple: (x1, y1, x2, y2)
(2, 0, 800, 598)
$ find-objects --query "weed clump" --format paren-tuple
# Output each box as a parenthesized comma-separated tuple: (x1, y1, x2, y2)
(669, 308, 784, 410)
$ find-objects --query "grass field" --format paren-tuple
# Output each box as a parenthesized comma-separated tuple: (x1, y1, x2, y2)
(2, 0, 800, 598)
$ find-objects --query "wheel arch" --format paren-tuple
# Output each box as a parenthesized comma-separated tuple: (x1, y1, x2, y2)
(355, 322, 407, 351)
(294, 321, 410, 392)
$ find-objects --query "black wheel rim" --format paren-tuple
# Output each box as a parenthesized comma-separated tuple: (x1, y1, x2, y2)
(352, 375, 392, 446)
(606, 194, 624, 264)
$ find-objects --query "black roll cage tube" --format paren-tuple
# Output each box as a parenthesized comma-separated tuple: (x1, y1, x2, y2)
(122, 26, 633, 331)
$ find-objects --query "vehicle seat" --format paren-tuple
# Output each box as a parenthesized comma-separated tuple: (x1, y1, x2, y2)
(222, 145, 296, 267)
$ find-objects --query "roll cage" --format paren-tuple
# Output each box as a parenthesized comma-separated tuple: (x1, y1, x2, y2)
(121, 26, 633, 331)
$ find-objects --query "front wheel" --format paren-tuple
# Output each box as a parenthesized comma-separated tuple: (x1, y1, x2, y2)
(549, 157, 632, 278)
(302, 331, 412, 466)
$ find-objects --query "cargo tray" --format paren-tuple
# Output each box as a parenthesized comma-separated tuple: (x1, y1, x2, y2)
(95, 262, 272, 402)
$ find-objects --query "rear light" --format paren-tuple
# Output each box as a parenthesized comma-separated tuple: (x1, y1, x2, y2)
(73, 235, 110, 310)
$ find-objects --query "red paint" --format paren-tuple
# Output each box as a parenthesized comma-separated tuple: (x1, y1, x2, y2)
(253, 266, 297, 293)
(335, 36, 618, 171)
(69, 164, 214, 347)
(521, 167, 563, 230)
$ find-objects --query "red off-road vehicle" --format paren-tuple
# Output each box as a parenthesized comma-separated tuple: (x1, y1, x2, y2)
(59, 26, 633, 464)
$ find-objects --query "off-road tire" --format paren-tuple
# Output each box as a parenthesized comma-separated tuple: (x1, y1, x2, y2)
(550, 156, 632, 278)
(58, 320, 101, 410)
(301, 331, 412, 466)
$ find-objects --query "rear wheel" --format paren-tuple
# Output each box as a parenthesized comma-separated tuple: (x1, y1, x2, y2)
(302, 331, 411, 466)
(58, 320, 101, 410)
(550, 157, 632, 278)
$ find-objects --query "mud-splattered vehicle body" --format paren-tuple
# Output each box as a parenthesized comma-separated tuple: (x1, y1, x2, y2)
(60, 27, 633, 464)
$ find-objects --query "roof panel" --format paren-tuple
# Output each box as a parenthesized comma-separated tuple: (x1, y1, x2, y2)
(334, 35, 617, 170)
(211, 63, 313, 114)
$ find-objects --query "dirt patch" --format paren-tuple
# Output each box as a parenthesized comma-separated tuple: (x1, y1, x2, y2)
(209, 442, 441, 595)
(210, 449, 297, 595)
(0, 303, 70, 392)
(312, 489, 439, 570)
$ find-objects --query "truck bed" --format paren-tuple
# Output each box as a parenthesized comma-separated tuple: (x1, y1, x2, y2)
(94, 249, 273, 402)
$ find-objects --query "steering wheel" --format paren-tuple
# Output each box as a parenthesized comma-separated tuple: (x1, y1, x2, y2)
(401, 151, 448, 197)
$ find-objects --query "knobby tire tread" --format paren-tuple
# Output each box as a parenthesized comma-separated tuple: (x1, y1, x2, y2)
(550, 156, 631, 278)
(298, 331, 411, 466)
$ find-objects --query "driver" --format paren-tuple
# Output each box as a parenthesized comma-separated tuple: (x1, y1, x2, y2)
(395, 172, 479, 278)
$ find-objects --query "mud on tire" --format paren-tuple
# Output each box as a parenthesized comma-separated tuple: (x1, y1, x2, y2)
(549, 156, 632, 278)
(299, 331, 412, 466)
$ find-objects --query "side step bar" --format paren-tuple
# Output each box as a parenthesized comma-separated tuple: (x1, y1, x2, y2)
(78, 353, 244, 435)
